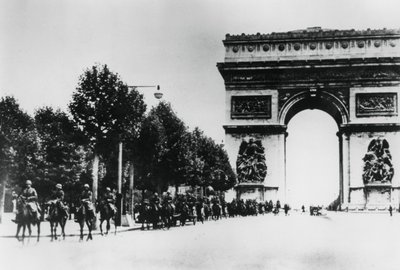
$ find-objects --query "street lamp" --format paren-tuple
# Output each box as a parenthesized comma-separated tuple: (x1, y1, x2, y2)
(128, 85, 163, 100)
(117, 84, 163, 226)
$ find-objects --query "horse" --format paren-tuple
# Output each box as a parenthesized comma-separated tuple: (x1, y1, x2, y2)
(75, 201, 95, 241)
(96, 200, 116, 235)
(195, 202, 205, 224)
(45, 200, 69, 241)
(15, 197, 41, 242)
(150, 203, 162, 229)
(211, 203, 221, 221)
(137, 202, 152, 230)
(179, 202, 196, 226)
(161, 202, 175, 229)
(227, 201, 237, 217)
(203, 203, 211, 221)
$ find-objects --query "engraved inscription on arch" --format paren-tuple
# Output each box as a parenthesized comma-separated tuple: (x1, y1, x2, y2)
(231, 95, 271, 119)
(356, 93, 398, 117)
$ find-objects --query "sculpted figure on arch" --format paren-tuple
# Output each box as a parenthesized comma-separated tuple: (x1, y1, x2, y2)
(236, 139, 267, 183)
(362, 137, 394, 184)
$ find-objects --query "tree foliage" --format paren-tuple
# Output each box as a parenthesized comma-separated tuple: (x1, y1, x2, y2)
(34, 106, 89, 201)
(69, 64, 146, 155)
(135, 102, 188, 192)
(0, 96, 37, 189)
(135, 103, 236, 192)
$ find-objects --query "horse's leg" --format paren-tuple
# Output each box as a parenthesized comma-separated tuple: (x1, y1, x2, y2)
(86, 220, 92, 241)
(16, 224, 21, 241)
(36, 222, 41, 242)
(61, 220, 66, 240)
(54, 222, 59, 240)
(79, 221, 84, 241)
(27, 223, 32, 238)
(22, 225, 26, 243)
(106, 219, 110, 235)
(50, 222, 54, 241)
(99, 219, 103, 236)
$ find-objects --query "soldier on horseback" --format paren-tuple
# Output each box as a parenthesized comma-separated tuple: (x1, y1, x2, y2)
(13, 180, 41, 223)
(103, 187, 117, 214)
(75, 184, 95, 222)
(46, 183, 68, 220)
(151, 192, 161, 211)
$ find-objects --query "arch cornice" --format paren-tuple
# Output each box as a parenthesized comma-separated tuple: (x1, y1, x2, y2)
(278, 89, 349, 126)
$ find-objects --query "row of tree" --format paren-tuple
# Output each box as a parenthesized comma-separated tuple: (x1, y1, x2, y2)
(0, 64, 236, 221)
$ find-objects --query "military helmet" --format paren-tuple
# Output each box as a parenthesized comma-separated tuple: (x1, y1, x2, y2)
(25, 180, 32, 186)
(56, 183, 62, 189)
(106, 187, 111, 191)
(84, 184, 90, 188)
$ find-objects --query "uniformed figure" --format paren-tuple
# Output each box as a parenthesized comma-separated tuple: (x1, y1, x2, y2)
(103, 187, 117, 213)
(151, 193, 161, 211)
(13, 180, 41, 223)
(46, 183, 67, 220)
(53, 183, 65, 201)
(164, 191, 173, 203)
(75, 184, 94, 221)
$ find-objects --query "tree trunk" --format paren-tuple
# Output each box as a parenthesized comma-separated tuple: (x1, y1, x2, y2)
(129, 163, 134, 217)
(92, 153, 99, 202)
(92, 153, 99, 230)
(0, 173, 8, 224)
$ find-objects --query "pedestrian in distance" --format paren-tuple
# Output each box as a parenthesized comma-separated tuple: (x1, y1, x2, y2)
(389, 205, 393, 216)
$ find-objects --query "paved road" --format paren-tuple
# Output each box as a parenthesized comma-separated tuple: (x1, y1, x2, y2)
(0, 212, 399, 270)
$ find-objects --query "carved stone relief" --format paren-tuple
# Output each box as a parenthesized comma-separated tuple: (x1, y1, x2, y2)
(356, 93, 398, 117)
(236, 139, 267, 183)
(231, 95, 271, 119)
(362, 137, 394, 184)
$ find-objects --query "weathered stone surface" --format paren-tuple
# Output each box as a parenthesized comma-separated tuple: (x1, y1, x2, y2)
(218, 27, 400, 208)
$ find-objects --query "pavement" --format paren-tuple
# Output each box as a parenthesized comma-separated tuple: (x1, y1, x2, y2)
(0, 212, 142, 238)
(1, 211, 399, 270)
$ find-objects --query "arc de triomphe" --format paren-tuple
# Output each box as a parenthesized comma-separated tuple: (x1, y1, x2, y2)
(217, 27, 400, 210)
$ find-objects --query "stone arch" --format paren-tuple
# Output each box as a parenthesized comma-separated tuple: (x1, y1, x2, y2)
(279, 90, 349, 126)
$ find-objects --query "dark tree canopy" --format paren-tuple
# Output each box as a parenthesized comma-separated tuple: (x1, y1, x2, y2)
(34, 106, 89, 201)
(69, 64, 146, 155)
(135, 104, 236, 192)
(0, 96, 37, 188)
(135, 102, 188, 192)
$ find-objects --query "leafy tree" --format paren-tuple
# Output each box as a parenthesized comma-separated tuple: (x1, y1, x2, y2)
(0, 96, 37, 222)
(135, 102, 188, 193)
(187, 128, 236, 191)
(69, 64, 146, 201)
(34, 106, 89, 202)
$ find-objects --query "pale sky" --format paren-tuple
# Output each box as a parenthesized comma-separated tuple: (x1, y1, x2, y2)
(1, 0, 400, 205)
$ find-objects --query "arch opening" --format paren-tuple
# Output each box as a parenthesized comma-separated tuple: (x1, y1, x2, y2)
(286, 109, 340, 209)
(280, 91, 349, 127)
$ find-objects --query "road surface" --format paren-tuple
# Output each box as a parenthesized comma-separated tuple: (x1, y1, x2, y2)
(0, 211, 399, 270)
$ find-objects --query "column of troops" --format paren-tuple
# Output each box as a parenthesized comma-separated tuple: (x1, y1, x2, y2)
(11, 180, 293, 239)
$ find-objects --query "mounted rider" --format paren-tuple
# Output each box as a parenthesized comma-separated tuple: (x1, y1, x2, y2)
(13, 180, 41, 223)
(162, 191, 175, 210)
(151, 192, 161, 211)
(46, 183, 68, 220)
(102, 187, 117, 214)
(75, 184, 95, 221)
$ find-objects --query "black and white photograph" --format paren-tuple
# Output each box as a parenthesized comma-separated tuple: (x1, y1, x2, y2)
(1, 0, 400, 269)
